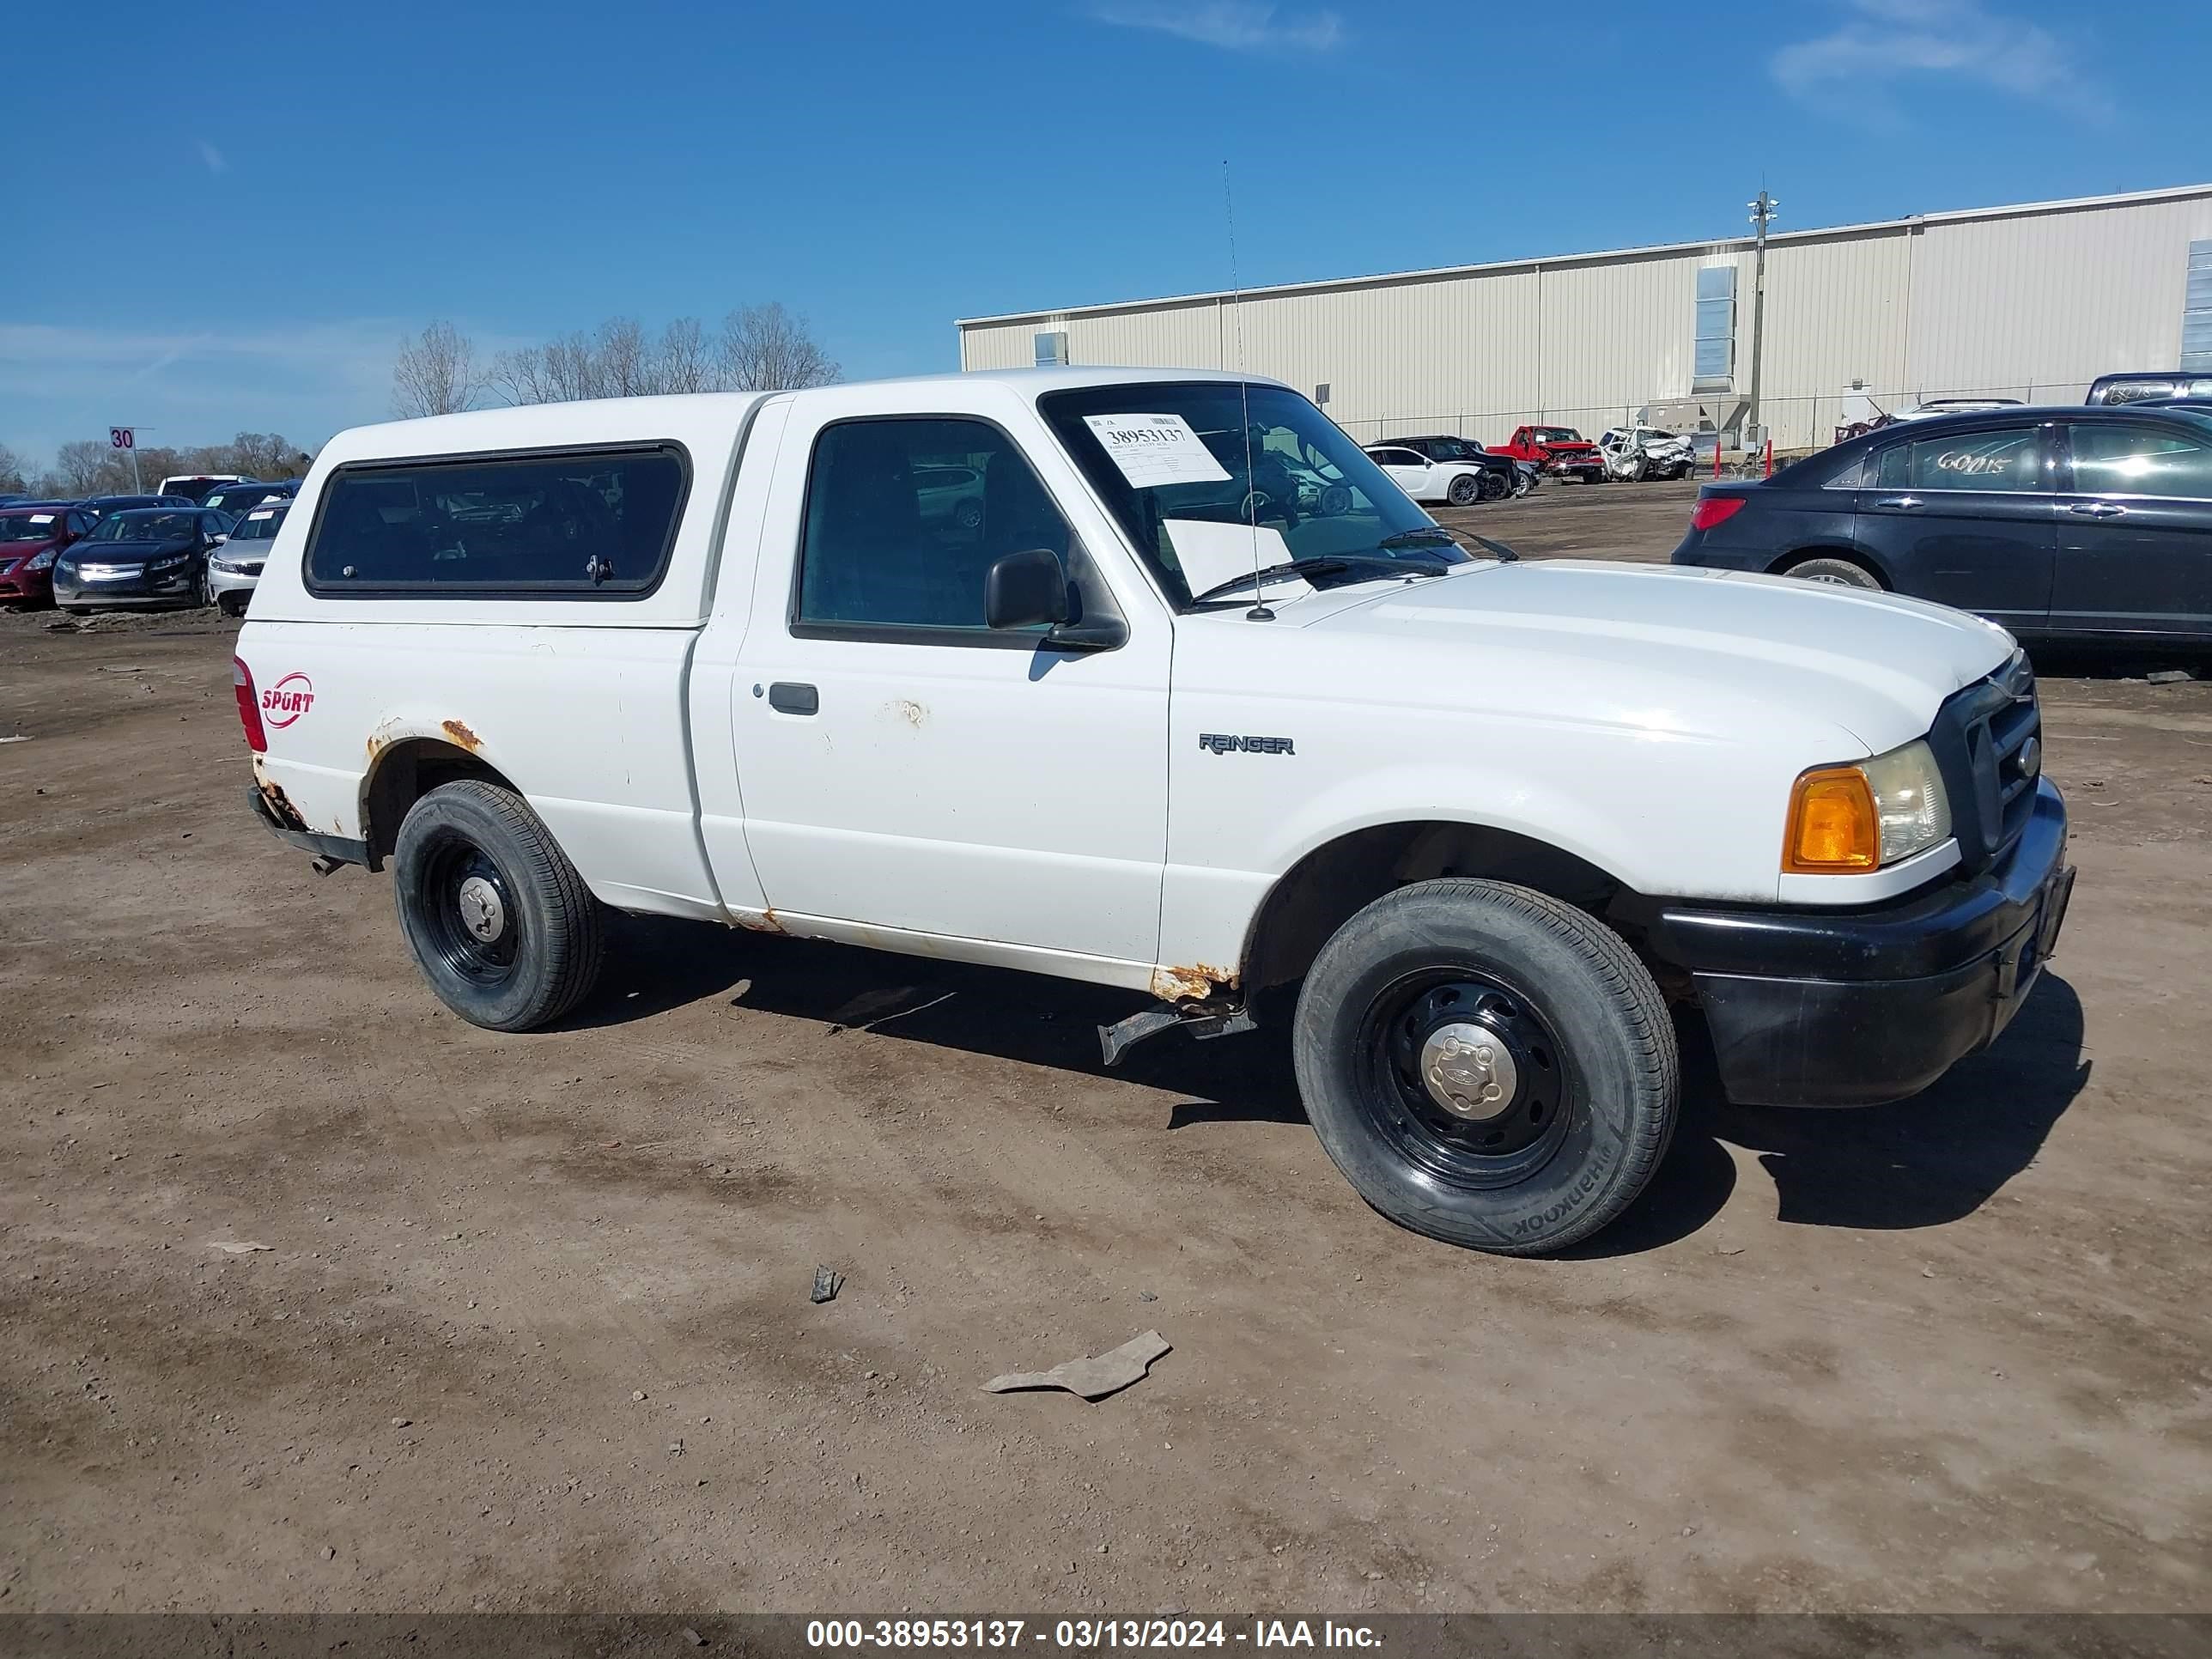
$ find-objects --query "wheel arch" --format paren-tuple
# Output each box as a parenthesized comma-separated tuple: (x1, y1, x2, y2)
(1238, 818, 1630, 1002)
(362, 729, 522, 865)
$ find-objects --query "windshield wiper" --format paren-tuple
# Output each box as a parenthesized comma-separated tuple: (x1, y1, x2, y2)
(1374, 526, 1461, 550)
(1191, 554, 1452, 604)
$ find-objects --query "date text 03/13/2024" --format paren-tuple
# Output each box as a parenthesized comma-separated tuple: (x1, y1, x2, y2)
(805, 1620, 1382, 1650)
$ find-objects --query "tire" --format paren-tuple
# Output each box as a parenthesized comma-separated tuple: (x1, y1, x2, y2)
(392, 780, 606, 1032)
(953, 498, 983, 532)
(1292, 878, 1677, 1255)
(1446, 473, 1480, 507)
(1477, 470, 1509, 502)
(196, 567, 214, 607)
(1784, 556, 1882, 589)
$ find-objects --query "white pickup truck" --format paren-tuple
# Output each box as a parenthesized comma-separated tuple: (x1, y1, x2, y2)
(234, 368, 2072, 1255)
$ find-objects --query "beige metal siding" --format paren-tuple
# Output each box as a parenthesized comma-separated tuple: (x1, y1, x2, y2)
(958, 186, 2212, 453)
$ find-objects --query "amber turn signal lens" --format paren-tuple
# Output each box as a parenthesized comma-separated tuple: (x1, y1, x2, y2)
(1784, 765, 1879, 872)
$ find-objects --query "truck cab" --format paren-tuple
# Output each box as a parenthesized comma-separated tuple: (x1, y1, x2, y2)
(234, 369, 2072, 1255)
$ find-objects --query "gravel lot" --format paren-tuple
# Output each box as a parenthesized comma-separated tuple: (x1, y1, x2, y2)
(3, 480, 2208, 1615)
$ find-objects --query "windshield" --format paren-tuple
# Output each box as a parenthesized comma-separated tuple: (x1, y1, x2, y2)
(88, 511, 197, 544)
(229, 504, 288, 541)
(204, 487, 274, 514)
(1423, 437, 1487, 462)
(1530, 427, 1583, 444)
(1040, 382, 1471, 606)
(0, 513, 60, 544)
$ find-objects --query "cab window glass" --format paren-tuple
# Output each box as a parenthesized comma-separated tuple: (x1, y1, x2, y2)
(2069, 424, 2212, 500)
(796, 418, 1073, 632)
(306, 445, 688, 595)
(1875, 428, 2044, 492)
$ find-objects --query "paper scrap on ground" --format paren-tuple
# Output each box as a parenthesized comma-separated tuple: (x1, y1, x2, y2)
(1161, 520, 1306, 602)
(210, 1241, 274, 1255)
(1082, 414, 1231, 489)
(983, 1329, 1170, 1401)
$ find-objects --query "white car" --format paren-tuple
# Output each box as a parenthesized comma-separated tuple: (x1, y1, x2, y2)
(1596, 427, 1695, 482)
(234, 368, 2072, 1256)
(1362, 443, 1492, 506)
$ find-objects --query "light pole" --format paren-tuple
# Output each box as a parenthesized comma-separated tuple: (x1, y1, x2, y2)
(1746, 190, 1779, 452)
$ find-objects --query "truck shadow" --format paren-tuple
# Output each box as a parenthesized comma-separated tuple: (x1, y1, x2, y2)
(1584, 971, 2091, 1254)
(574, 916, 2088, 1255)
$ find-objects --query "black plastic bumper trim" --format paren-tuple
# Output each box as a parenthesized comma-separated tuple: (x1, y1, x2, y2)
(246, 786, 374, 870)
(1646, 779, 2071, 1107)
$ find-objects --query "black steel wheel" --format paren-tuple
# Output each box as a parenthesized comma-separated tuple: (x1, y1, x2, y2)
(392, 780, 605, 1031)
(1477, 470, 1510, 501)
(1295, 878, 1677, 1255)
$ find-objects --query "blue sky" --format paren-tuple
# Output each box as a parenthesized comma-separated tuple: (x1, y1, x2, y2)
(5, 0, 2208, 466)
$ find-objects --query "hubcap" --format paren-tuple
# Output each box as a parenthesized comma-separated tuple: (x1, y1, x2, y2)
(1420, 1022, 1519, 1120)
(457, 874, 507, 943)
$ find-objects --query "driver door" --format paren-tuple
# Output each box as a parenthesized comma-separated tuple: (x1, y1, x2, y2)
(731, 401, 1173, 969)
(1370, 447, 1433, 501)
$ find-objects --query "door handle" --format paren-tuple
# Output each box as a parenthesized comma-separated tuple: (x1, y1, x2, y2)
(2067, 501, 2127, 519)
(1872, 495, 1923, 510)
(767, 682, 818, 716)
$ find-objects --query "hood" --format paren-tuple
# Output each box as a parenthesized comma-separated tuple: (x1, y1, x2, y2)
(1301, 558, 2014, 755)
(1540, 440, 1599, 453)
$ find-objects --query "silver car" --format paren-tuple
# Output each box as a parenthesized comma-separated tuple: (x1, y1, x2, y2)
(204, 500, 288, 616)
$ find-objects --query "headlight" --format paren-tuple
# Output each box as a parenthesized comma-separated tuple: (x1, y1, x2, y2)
(149, 552, 190, 570)
(1784, 738, 1952, 872)
(27, 550, 57, 571)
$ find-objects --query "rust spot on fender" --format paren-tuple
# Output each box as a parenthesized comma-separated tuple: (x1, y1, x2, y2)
(441, 719, 482, 753)
(734, 908, 787, 934)
(1150, 963, 1240, 1003)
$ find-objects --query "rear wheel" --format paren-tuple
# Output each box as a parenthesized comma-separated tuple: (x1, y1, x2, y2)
(1785, 555, 1881, 589)
(1447, 473, 1480, 507)
(392, 780, 605, 1031)
(1293, 878, 1677, 1255)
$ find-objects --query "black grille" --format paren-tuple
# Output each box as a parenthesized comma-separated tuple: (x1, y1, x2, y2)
(1931, 652, 2040, 873)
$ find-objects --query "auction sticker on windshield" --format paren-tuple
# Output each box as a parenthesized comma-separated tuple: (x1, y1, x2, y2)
(1082, 413, 1232, 489)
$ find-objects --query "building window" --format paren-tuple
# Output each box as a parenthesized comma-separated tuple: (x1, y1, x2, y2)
(1693, 266, 1735, 391)
(2183, 240, 2212, 374)
(1035, 331, 1069, 368)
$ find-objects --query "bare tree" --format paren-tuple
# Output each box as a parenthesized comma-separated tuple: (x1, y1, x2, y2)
(391, 321, 480, 419)
(719, 303, 839, 392)
(655, 317, 717, 394)
(0, 444, 26, 495)
(594, 319, 653, 398)
(54, 441, 113, 495)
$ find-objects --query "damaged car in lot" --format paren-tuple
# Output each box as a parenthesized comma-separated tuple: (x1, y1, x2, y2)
(234, 369, 2073, 1256)
(1597, 426, 1696, 482)
(52, 507, 234, 613)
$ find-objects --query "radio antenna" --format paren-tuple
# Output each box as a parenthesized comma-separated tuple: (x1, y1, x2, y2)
(1224, 161, 1271, 622)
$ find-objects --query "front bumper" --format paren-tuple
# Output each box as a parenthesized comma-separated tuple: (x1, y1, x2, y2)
(53, 562, 200, 607)
(0, 560, 55, 604)
(206, 561, 261, 608)
(1645, 779, 2073, 1106)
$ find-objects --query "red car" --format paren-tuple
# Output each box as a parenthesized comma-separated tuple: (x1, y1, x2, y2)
(1487, 423, 1608, 483)
(0, 502, 94, 606)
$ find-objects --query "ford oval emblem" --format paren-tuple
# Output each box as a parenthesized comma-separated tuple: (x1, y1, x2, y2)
(2018, 735, 2041, 778)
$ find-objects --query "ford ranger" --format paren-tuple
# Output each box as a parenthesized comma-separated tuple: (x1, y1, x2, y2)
(234, 368, 2073, 1255)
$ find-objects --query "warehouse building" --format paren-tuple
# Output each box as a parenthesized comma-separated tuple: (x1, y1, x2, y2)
(957, 182, 2212, 454)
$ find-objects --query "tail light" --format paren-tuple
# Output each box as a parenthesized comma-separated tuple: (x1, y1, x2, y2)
(233, 655, 267, 752)
(1690, 495, 1747, 532)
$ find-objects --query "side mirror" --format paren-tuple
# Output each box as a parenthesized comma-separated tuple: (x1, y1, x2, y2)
(984, 547, 1070, 630)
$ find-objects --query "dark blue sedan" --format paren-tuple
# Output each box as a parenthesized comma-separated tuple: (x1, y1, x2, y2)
(1672, 405, 2212, 645)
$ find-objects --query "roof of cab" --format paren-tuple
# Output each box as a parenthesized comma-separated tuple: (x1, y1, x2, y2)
(314, 368, 1291, 463)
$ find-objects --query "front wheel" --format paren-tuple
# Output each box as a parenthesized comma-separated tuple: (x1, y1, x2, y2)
(1446, 473, 1480, 507)
(1477, 470, 1509, 502)
(1293, 878, 1677, 1255)
(392, 780, 606, 1031)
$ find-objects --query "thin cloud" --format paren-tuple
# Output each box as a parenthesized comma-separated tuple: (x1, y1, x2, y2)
(198, 139, 228, 174)
(1088, 2, 1343, 52)
(1772, 0, 2108, 121)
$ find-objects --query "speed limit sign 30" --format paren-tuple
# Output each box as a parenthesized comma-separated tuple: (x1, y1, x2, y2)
(110, 426, 134, 450)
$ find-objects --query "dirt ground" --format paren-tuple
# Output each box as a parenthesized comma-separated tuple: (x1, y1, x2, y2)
(3, 482, 2209, 1617)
